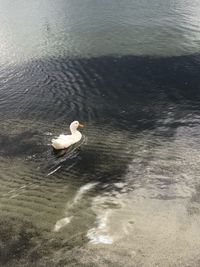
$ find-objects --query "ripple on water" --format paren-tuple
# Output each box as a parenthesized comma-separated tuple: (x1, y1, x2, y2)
(1, 53, 200, 265)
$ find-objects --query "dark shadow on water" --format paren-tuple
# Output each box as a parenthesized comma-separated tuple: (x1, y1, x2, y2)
(1, 53, 200, 133)
(0, 131, 47, 157)
(1, 54, 200, 165)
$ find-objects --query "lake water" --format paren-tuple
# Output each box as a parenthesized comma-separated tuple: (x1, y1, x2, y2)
(0, 0, 200, 266)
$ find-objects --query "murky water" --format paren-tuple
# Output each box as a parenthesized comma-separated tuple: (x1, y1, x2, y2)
(1, 1, 200, 266)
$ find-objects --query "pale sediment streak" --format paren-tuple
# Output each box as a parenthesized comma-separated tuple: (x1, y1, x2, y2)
(53, 182, 99, 232)
(72, 182, 99, 205)
(87, 211, 113, 244)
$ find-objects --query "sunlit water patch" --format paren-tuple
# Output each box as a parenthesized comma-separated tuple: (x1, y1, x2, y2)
(0, 0, 200, 65)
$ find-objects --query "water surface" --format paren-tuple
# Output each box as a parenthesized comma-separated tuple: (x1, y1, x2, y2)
(1, 1, 200, 266)
(0, 0, 200, 65)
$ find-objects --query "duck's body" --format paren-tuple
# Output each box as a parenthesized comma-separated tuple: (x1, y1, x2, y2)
(51, 121, 84, 150)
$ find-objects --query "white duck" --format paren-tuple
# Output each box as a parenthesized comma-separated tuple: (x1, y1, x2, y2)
(51, 121, 84, 150)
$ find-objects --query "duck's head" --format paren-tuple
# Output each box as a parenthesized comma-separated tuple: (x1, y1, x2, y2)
(70, 121, 84, 132)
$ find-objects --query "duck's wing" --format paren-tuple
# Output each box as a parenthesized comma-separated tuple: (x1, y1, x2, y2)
(51, 135, 72, 149)
(51, 138, 67, 149)
(57, 134, 71, 140)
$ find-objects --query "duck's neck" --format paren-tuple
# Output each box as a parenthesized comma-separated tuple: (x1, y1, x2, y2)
(70, 126, 79, 135)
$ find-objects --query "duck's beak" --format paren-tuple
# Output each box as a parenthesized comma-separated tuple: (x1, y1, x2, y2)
(78, 123, 84, 128)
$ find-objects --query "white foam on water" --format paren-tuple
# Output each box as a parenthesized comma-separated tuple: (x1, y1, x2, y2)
(87, 232, 113, 245)
(2, 183, 36, 198)
(44, 132, 53, 136)
(53, 216, 73, 232)
(47, 165, 61, 176)
(114, 182, 126, 189)
(10, 194, 20, 199)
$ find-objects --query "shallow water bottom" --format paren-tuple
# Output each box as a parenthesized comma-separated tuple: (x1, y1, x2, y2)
(85, 197, 200, 267)
(1, 116, 200, 267)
